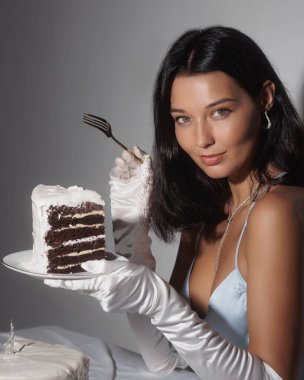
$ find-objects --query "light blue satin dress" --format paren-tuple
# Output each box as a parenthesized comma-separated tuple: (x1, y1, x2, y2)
(182, 201, 254, 349)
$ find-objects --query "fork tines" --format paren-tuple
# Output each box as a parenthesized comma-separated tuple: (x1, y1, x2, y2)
(82, 113, 111, 136)
(83, 113, 108, 124)
(82, 113, 129, 151)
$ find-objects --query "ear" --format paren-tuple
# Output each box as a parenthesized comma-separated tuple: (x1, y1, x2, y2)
(259, 80, 275, 111)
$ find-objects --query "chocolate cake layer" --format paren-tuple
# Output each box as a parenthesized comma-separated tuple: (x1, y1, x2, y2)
(48, 202, 103, 222)
(48, 214, 105, 229)
(45, 226, 105, 248)
(48, 252, 106, 274)
(49, 264, 85, 274)
(47, 238, 105, 259)
(48, 249, 106, 269)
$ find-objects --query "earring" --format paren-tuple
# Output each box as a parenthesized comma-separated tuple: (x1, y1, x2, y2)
(265, 110, 271, 130)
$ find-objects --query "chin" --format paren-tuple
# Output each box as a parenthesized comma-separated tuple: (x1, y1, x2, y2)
(195, 162, 230, 179)
(204, 172, 228, 179)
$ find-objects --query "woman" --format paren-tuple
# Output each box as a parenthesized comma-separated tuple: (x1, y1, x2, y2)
(46, 26, 304, 379)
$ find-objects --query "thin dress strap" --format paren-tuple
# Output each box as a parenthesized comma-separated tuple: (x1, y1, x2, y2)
(234, 185, 271, 269)
(234, 202, 256, 268)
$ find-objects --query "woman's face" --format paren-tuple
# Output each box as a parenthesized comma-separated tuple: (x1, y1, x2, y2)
(171, 71, 262, 182)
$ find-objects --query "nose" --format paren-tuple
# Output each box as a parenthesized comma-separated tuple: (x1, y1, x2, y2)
(195, 120, 215, 148)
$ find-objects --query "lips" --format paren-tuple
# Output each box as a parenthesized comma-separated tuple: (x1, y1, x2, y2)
(200, 153, 225, 166)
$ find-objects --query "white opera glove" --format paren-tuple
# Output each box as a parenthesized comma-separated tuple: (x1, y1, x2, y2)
(109, 147, 182, 373)
(109, 146, 155, 269)
(45, 259, 282, 380)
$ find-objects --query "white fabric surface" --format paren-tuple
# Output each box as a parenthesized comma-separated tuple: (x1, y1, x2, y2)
(0, 325, 199, 380)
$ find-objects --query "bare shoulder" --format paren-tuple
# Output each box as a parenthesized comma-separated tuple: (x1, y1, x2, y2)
(249, 185, 304, 229)
(245, 184, 304, 279)
(245, 185, 303, 259)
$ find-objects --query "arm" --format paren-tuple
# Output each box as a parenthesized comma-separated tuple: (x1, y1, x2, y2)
(109, 147, 155, 269)
(246, 192, 302, 380)
(109, 147, 186, 373)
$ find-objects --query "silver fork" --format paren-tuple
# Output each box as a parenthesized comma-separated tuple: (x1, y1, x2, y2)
(82, 113, 128, 151)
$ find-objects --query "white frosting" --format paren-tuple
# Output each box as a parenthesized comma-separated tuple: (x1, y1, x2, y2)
(30, 185, 105, 273)
(0, 337, 89, 380)
(31, 185, 105, 208)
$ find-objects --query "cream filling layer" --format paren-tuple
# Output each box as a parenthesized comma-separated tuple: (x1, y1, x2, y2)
(59, 210, 104, 218)
(62, 234, 105, 246)
(64, 247, 105, 257)
(53, 223, 103, 231)
(56, 263, 87, 270)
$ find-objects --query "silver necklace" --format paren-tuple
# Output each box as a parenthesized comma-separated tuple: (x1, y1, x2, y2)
(215, 186, 258, 273)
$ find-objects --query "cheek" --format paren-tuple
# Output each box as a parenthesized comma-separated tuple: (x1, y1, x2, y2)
(175, 127, 192, 152)
(216, 113, 260, 149)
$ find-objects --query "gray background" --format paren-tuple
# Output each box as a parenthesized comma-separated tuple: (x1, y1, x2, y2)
(1, 0, 304, 352)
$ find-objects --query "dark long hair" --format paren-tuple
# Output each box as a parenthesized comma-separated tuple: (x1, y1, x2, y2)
(147, 26, 304, 242)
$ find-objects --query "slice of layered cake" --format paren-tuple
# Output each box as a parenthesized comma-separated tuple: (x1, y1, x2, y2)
(31, 184, 106, 274)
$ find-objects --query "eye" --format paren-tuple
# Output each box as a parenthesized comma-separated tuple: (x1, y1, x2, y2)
(211, 108, 231, 118)
(173, 116, 192, 125)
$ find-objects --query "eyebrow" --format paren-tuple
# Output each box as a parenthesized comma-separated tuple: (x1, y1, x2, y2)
(170, 98, 236, 113)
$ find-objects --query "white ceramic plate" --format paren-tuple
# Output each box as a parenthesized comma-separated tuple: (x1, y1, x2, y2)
(2, 250, 118, 280)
